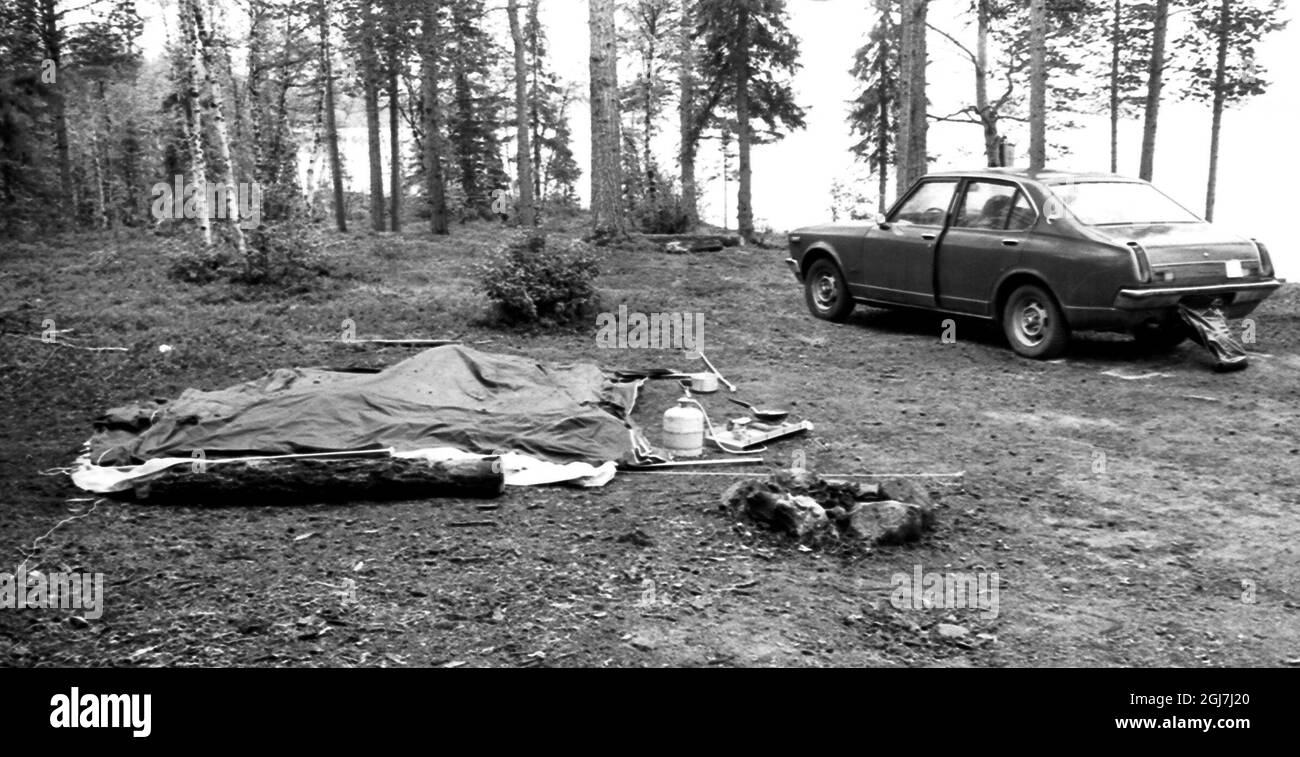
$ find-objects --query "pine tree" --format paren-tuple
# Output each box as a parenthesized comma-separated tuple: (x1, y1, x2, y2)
(1176, 0, 1285, 219)
(446, 0, 506, 219)
(521, 0, 579, 203)
(849, 3, 898, 211)
(696, 0, 806, 242)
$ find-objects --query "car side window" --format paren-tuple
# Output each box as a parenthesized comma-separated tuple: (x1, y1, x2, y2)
(954, 181, 1020, 231)
(891, 181, 957, 226)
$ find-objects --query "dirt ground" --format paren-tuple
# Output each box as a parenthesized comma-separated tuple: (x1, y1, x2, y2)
(2, 223, 1298, 668)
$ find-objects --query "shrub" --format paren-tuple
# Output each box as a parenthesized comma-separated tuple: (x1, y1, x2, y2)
(630, 178, 694, 235)
(167, 233, 234, 284)
(166, 221, 332, 288)
(235, 220, 333, 286)
(476, 232, 600, 325)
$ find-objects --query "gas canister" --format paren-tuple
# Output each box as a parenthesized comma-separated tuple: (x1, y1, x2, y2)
(662, 399, 705, 458)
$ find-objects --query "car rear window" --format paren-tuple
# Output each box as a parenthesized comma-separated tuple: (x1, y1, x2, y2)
(1048, 181, 1201, 225)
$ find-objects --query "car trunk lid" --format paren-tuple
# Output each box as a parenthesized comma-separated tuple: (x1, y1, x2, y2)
(1098, 223, 1264, 283)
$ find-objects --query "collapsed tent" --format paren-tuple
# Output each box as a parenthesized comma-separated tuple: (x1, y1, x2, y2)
(73, 346, 644, 495)
(1180, 305, 1250, 371)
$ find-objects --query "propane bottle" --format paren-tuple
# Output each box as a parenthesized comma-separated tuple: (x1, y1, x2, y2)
(662, 399, 706, 458)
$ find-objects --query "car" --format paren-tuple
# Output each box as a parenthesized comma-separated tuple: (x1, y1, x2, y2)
(786, 169, 1284, 359)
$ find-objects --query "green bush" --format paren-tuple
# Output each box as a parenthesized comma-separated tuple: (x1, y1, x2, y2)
(630, 178, 694, 235)
(476, 232, 600, 325)
(236, 220, 332, 286)
(166, 221, 332, 288)
(166, 232, 234, 284)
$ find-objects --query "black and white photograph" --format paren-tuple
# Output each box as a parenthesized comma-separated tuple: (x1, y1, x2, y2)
(0, 0, 1295, 736)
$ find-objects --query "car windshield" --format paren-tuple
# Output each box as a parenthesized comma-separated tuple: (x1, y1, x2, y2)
(1048, 181, 1201, 225)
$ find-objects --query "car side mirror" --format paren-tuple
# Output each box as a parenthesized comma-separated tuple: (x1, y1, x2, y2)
(873, 212, 890, 230)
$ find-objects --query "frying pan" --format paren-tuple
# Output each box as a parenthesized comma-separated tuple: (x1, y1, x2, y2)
(727, 398, 791, 424)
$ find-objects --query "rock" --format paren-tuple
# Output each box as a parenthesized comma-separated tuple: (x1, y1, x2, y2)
(664, 241, 691, 255)
(628, 633, 657, 652)
(847, 500, 929, 545)
(617, 528, 656, 548)
(726, 471, 936, 548)
(937, 623, 970, 639)
(723, 481, 832, 543)
(880, 478, 935, 508)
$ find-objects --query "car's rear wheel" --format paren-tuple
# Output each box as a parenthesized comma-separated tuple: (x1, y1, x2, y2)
(1132, 318, 1190, 352)
(1003, 284, 1070, 359)
(804, 259, 855, 323)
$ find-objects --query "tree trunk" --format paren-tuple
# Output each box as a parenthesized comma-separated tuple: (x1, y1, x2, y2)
(644, 18, 657, 202)
(1029, 0, 1047, 172)
(735, 4, 753, 243)
(1109, 0, 1120, 173)
(1139, 0, 1170, 182)
(190, 0, 250, 262)
(507, 0, 536, 227)
(588, 0, 624, 238)
(877, 19, 890, 213)
(421, 1, 449, 235)
(37, 0, 72, 224)
(1205, 0, 1230, 221)
(247, 1, 269, 187)
(320, 0, 347, 232)
(388, 72, 402, 231)
(529, 0, 544, 201)
(180, 0, 211, 245)
(388, 12, 402, 233)
(361, 1, 386, 232)
(897, 0, 928, 195)
(976, 0, 998, 166)
(139, 457, 506, 504)
(678, 11, 699, 228)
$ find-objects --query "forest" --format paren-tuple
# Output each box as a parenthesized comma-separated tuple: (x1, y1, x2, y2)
(0, 0, 1287, 257)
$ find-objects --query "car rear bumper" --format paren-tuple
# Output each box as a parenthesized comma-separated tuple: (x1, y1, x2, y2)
(1113, 280, 1284, 310)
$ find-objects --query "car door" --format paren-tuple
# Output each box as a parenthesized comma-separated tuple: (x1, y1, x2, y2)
(936, 180, 1037, 316)
(860, 179, 959, 307)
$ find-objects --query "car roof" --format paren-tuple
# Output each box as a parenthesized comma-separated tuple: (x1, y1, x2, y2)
(925, 168, 1146, 185)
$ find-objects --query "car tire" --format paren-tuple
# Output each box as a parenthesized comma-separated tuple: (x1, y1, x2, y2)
(1002, 284, 1070, 359)
(804, 259, 855, 323)
(1132, 319, 1190, 352)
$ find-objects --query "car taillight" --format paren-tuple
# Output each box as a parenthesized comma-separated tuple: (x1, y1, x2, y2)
(1127, 242, 1152, 284)
(1253, 240, 1275, 278)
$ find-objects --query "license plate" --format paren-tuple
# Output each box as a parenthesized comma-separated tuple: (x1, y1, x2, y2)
(1225, 260, 1245, 279)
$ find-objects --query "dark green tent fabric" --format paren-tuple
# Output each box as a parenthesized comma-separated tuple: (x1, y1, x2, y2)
(90, 346, 639, 465)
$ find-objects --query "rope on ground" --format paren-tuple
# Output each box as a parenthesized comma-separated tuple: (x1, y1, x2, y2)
(629, 471, 966, 479)
(14, 498, 105, 575)
(2, 333, 128, 352)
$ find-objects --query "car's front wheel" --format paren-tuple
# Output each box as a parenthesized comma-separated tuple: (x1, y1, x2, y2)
(804, 259, 855, 323)
(1003, 284, 1070, 359)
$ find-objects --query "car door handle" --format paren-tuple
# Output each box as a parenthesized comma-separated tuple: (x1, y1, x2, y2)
(922, 234, 937, 242)
(1002, 239, 1020, 247)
